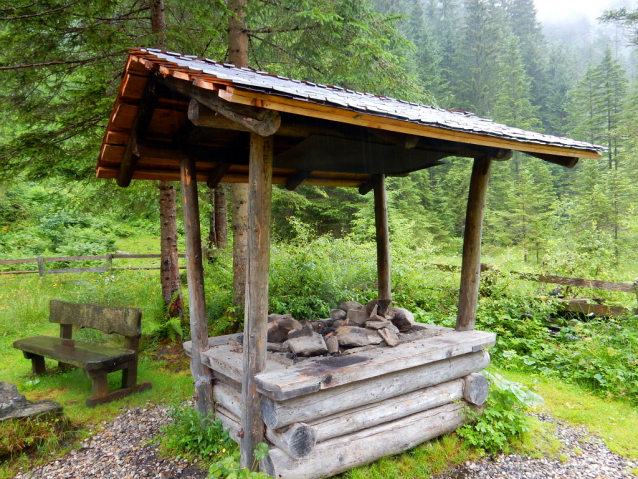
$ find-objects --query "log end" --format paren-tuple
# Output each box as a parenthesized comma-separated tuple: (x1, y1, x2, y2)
(261, 396, 278, 429)
(286, 423, 317, 459)
(463, 372, 489, 406)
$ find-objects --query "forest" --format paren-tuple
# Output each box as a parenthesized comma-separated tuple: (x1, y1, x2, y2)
(1, 0, 638, 478)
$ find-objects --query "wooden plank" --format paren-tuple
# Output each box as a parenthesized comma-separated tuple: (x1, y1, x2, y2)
(224, 88, 603, 160)
(0, 258, 38, 265)
(525, 152, 579, 168)
(180, 153, 214, 416)
(13, 336, 135, 370)
(242, 133, 274, 464)
(516, 273, 637, 293)
(111, 103, 138, 130)
(49, 300, 142, 337)
(309, 379, 465, 443)
(456, 157, 492, 331)
(46, 267, 109, 274)
(121, 74, 148, 101)
(44, 255, 109, 262)
(183, 333, 245, 356)
(85, 381, 152, 408)
(105, 131, 129, 146)
(117, 77, 159, 187)
(255, 329, 495, 401)
(37, 256, 45, 278)
(373, 174, 391, 300)
(260, 401, 470, 479)
(260, 350, 490, 429)
(200, 343, 286, 384)
(561, 301, 638, 318)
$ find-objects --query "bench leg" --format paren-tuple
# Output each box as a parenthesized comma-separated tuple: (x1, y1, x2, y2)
(30, 354, 46, 375)
(122, 361, 138, 389)
(91, 374, 109, 399)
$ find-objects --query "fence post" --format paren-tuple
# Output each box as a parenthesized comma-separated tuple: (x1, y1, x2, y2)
(37, 256, 45, 278)
(106, 253, 113, 271)
(634, 279, 638, 305)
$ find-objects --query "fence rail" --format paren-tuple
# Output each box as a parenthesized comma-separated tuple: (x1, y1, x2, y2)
(0, 254, 186, 276)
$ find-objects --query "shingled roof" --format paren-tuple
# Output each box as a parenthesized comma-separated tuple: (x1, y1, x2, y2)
(96, 48, 603, 188)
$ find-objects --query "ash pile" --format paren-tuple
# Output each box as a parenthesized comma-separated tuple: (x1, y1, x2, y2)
(260, 300, 445, 362)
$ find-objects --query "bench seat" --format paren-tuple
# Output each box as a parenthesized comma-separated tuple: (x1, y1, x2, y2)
(14, 335, 135, 371)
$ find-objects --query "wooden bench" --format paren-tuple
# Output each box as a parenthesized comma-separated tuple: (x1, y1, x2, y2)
(13, 300, 152, 407)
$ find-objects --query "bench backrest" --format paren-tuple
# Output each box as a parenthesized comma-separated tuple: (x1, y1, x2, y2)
(49, 300, 142, 338)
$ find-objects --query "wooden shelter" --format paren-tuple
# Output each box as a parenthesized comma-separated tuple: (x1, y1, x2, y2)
(97, 48, 603, 473)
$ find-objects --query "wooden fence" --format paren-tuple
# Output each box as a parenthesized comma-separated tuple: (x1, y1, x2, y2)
(0, 254, 185, 277)
(429, 263, 638, 318)
(1, 255, 636, 317)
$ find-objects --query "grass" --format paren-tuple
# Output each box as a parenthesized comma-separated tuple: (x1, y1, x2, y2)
(502, 369, 638, 460)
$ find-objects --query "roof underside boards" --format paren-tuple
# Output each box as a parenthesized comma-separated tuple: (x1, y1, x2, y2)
(96, 48, 604, 188)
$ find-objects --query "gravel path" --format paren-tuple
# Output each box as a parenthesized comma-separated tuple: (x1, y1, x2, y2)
(14, 402, 207, 479)
(12, 406, 637, 479)
(439, 413, 637, 479)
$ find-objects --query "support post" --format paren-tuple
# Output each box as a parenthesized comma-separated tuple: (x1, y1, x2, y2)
(37, 256, 45, 278)
(456, 156, 493, 331)
(180, 154, 214, 416)
(373, 174, 391, 301)
(241, 133, 273, 470)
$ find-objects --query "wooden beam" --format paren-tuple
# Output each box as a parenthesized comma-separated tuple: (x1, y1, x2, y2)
(241, 133, 274, 468)
(523, 152, 579, 168)
(285, 170, 311, 191)
(358, 179, 374, 195)
(373, 174, 391, 301)
(117, 77, 159, 187)
(456, 156, 492, 331)
(222, 88, 602, 160)
(207, 163, 232, 189)
(157, 76, 281, 137)
(372, 130, 419, 149)
(179, 153, 214, 416)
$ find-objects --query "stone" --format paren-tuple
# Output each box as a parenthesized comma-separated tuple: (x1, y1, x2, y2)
(378, 328, 399, 347)
(329, 309, 347, 321)
(387, 307, 415, 332)
(267, 317, 303, 343)
(300, 320, 328, 332)
(365, 319, 393, 330)
(325, 335, 339, 354)
(288, 328, 314, 340)
(268, 313, 295, 323)
(346, 308, 369, 326)
(0, 381, 28, 419)
(337, 301, 364, 312)
(286, 332, 328, 357)
(335, 326, 383, 348)
(332, 320, 346, 328)
(365, 299, 392, 317)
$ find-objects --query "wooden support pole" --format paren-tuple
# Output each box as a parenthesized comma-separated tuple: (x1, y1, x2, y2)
(373, 174, 391, 301)
(241, 133, 274, 469)
(456, 156, 493, 331)
(180, 154, 214, 416)
(37, 256, 45, 278)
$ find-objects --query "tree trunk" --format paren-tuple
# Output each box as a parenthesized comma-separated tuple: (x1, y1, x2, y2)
(228, 0, 249, 324)
(158, 181, 184, 320)
(151, 1, 183, 321)
(215, 185, 228, 249)
(207, 188, 216, 254)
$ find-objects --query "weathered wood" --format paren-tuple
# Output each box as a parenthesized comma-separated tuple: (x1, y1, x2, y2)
(463, 372, 489, 406)
(13, 336, 136, 370)
(37, 256, 45, 278)
(254, 329, 495, 401)
(117, 77, 159, 187)
(525, 152, 579, 168)
(207, 163, 232, 189)
(358, 179, 374, 195)
(85, 381, 152, 408)
(371, 129, 419, 149)
(183, 332, 244, 356)
(260, 349, 490, 429)
(46, 267, 109, 274)
(309, 378, 464, 443)
(285, 170, 311, 191)
(266, 422, 317, 460)
(158, 75, 281, 137)
(260, 401, 470, 479)
(561, 301, 638, 318)
(180, 153, 214, 416)
(373, 174, 391, 301)
(49, 300, 141, 337)
(456, 156, 492, 331)
(242, 133, 274, 467)
(28, 354, 46, 374)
